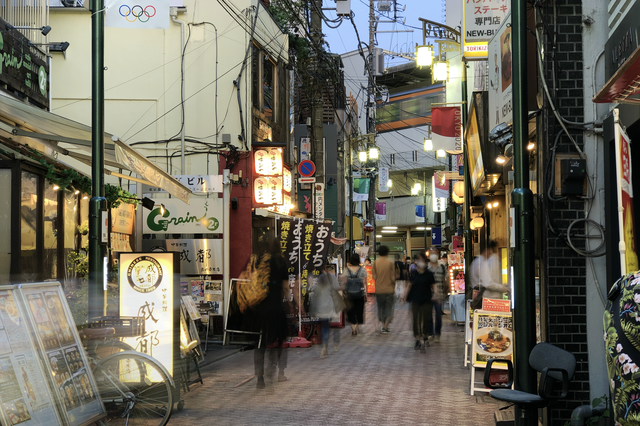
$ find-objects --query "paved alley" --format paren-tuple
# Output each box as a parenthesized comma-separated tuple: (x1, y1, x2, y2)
(171, 299, 501, 425)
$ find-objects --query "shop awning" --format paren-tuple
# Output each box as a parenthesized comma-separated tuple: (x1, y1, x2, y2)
(594, 45, 640, 104)
(0, 92, 191, 204)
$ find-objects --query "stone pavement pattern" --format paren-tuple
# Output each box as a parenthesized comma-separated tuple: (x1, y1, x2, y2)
(171, 299, 500, 425)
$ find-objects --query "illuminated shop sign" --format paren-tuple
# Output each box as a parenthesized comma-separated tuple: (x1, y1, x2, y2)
(119, 253, 178, 376)
(254, 148, 283, 176)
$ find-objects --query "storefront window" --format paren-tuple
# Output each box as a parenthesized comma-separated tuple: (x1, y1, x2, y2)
(263, 56, 275, 120)
(0, 170, 10, 283)
(43, 184, 58, 280)
(20, 171, 38, 282)
(63, 190, 78, 285)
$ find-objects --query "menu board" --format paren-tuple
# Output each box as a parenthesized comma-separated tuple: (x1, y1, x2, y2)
(0, 289, 61, 425)
(471, 310, 514, 368)
(20, 284, 104, 426)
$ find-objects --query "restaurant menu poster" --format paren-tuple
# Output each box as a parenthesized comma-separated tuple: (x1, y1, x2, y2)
(472, 310, 514, 369)
(191, 280, 204, 303)
(19, 284, 104, 426)
(0, 288, 62, 426)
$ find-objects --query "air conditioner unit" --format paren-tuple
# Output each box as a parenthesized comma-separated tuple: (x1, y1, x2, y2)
(336, 0, 351, 17)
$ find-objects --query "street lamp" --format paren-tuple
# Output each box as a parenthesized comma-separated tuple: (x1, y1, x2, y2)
(6, 24, 52, 36)
(424, 137, 433, 151)
(359, 151, 367, 162)
(416, 44, 434, 67)
(369, 147, 379, 160)
(433, 61, 449, 82)
(436, 149, 446, 158)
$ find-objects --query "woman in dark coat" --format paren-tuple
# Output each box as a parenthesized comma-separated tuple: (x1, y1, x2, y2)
(244, 236, 292, 389)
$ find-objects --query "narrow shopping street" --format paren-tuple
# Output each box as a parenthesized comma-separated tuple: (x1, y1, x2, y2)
(172, 300, 499, 425)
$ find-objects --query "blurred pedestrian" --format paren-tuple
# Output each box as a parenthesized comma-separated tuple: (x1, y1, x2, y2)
(394, 254, 408, 301)
(310, 262, 341, 358)
(470, 240, 509, 301)
(342, 253, 367, 335)
(409, 255, 418, 273)
(372, 245, 396, 334)
(427, 250, 448, 343)
(364, 258, 372, 266)
(245, 236, 292, 389)
(402, 252, 436, 352)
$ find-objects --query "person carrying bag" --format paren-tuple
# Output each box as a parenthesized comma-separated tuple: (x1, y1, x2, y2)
(341, 253, 367, 335)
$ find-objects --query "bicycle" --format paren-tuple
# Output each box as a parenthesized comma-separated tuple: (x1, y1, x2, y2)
(80, 327, 176, 426)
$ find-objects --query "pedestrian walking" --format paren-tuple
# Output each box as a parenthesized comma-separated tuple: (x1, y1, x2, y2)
(470, 240, 509, 302)
(427, 250, 447, 343)
(372, 245, 396, 334)
(402, 252, 436, 353)
(309, 262, 341, 358)
(243, 236, 292, 389)
(341, 253, 367, 335)
(394, 255, 408, 301)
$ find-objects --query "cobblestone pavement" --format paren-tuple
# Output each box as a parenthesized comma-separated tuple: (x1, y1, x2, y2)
(171, 299, 501, 425)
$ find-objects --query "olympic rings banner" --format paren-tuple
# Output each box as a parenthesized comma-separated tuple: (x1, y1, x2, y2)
(106, 0, 169, 29)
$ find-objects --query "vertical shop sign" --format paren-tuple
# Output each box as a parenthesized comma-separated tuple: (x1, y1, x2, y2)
(119, 253, 179, 376)
(314, 183, 325, 219)
(278, 219, 298, 302)
(488, 14, 513, 129)
(378, 167, 389, 192)
(375, 202, 386, 221)
(615, 111, 639, 274)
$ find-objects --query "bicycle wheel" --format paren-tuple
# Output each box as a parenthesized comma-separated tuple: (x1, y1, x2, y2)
(93, 340, 135, 360)
(94, 352, 174, 426)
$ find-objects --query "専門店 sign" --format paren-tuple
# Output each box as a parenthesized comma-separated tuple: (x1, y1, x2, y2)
(143, 175, 223, 194)
(143, 198, 223, 234)
(488, 13, 513, 129)
(119, 253, 179, 375)
(463, 0, 509, 44)
(0, 20, 49, 108)
(142, 239, 223, 275)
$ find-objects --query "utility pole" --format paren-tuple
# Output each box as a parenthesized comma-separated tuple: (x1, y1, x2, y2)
(310, 0, 324, 216)
(367, 0, 376, 259)
(511, 0, 537, 422)
(88, 0, 106, 321)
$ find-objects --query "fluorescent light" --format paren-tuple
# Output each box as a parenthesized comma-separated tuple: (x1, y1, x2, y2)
(376, 235, 382, 238)
(416, 227, 425, 230)
(382, 226, 397, 230)
(381, 230, 397, 233)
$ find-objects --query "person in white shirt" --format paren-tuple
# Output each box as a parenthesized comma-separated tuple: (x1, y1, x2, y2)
(470, 240, 509, 300)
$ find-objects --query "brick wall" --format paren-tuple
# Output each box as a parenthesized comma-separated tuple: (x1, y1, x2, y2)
(540, 0, 589, 424)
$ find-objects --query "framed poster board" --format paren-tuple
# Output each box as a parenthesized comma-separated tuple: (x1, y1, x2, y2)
(181, 296, 201, 321)
(471, 310, 514, 369)
(12, 282, 106, 426)
(118, 252, 181, 378)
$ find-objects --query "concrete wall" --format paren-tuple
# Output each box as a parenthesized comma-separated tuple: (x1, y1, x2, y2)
(49, 0, 287, 182)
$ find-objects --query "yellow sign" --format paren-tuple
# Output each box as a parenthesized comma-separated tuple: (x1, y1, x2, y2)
(464, 42, 489, 59)
(120, 253, 176, 375)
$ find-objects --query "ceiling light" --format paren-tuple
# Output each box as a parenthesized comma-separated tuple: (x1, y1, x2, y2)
(381, 230, 397, 233)
(376, 234, 382, 238)
(416, 227, 425, 230)
(383, 226, 398, 230)
(496, 155, 507, 164)
(493, 201, 499, 207)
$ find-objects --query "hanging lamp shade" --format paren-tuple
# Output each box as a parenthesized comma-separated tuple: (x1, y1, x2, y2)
(471, 217, 485, 228)
(453, 181, 465, 197)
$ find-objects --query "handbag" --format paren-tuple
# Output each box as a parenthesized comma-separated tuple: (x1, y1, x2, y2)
(470, 286, 486, 310)
(331, 288, 346, 313)
(237, 254, 271, 313)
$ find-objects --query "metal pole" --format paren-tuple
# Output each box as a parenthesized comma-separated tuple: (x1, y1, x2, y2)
(88, 0, 106, 322)
(348, 140, 354, 258)
(461, 59, 473, 301)
(512, 0, 537, 422)
(222, 169, 230, 345)
(424, 172, 428, 252)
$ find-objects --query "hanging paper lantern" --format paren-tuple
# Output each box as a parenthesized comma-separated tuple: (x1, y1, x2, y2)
(453, 181, 465, 197)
